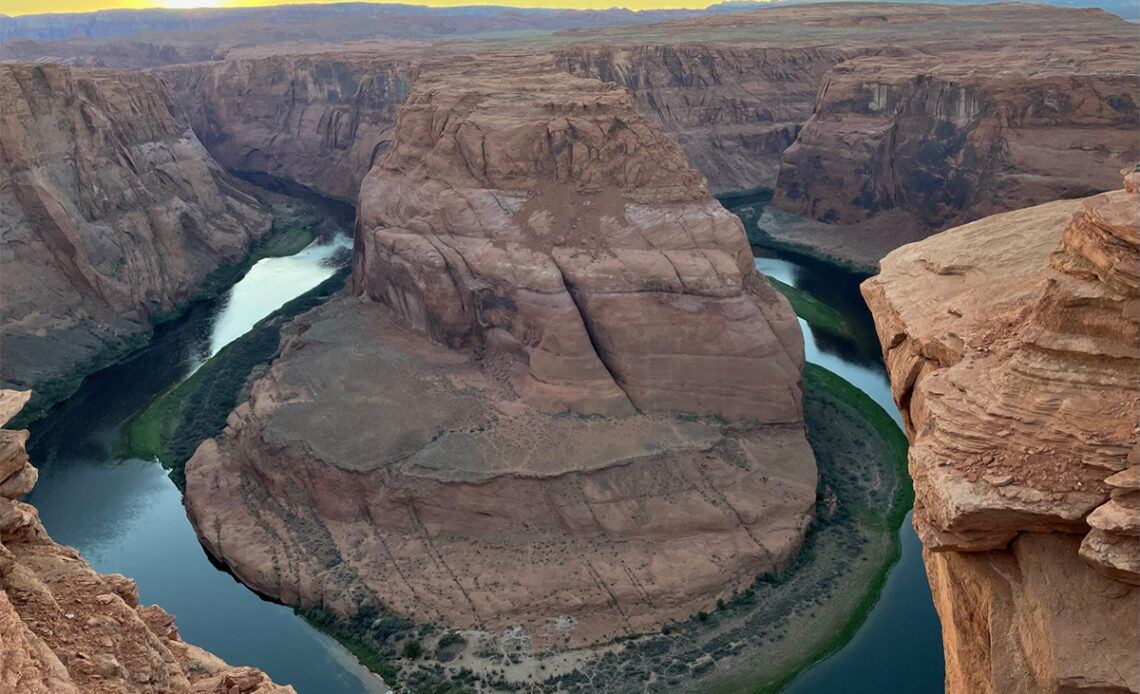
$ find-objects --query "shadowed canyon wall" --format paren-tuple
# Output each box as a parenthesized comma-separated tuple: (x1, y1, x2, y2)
(151, 4, 1138, 264)
(862, 171, 1139, 693)
(0, 63, 270, 409)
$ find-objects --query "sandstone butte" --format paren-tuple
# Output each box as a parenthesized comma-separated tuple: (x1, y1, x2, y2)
(862, 170, 1140, 694)
(182, 56, 817, 649)
(0, 63, 270, 407)
(148, 3, 1139, 267)
(0, 389, 294, 694)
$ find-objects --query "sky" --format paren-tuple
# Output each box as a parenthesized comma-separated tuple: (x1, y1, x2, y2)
(4, 0, 725, 16)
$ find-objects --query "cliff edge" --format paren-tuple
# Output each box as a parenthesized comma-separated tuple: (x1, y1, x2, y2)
(862, 170, 1139, 693)
(0, 390, 294, 694)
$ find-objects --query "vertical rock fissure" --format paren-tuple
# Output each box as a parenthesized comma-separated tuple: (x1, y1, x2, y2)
(549, 255, 634, 408)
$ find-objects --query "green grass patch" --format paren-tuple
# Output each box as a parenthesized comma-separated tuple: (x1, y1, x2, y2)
(767, 277, 855, 341)
(125, 268, 349, 488)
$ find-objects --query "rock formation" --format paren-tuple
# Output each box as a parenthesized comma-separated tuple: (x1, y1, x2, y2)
(775, 46, 1139, 231)
(161, 53, 419, 203)
(351, 56, 804, 420)
(0, 390, 294, 694)
(149, 3, 1136, 269)
(183, 58, 815, 649)
(0, 63, 270, 410)
(862, 170, 1139, 693)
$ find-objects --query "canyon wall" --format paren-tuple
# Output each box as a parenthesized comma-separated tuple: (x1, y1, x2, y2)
(0, 63, 270, 410)
(862, 171, 1139, 693)
(775, 47, 1140, 231)
(160, 54, 418, 203)
(183, 58, 816, 650)
(555, 44, 862, 194)
(0, 390, 293, 694)
(153, 4, 1137, 267)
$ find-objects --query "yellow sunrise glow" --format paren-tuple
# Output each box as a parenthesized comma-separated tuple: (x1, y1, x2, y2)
(4, 0, 726, 18)
(160, 0, 222, 8)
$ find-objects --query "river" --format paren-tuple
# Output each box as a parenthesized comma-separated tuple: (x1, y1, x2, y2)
(751, 247, 945, 694)
(21, 189, 942, 694)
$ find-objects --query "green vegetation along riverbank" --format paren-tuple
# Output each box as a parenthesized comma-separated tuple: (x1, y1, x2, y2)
(7, 190, 321, 429)
(125, 268, 349, 488)
(767, 277, 854, 341)
(277, 361, 912, 694)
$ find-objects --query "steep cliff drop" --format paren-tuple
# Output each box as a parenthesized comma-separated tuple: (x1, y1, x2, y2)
(862, 170, 1139, 693)
(0, 390, 294, 694)
(183, 58, 815, 652)
(0, 64, 270, 416)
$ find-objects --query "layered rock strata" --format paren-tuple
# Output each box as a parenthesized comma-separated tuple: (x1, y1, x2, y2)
(154, 4, 1137, 252)
(0, 63, 270, 403)
(776, 47, 1140, 231)
(184, 59, 816, 648)
(862, 171, 1139, 693)
(160, 54, 420, 203)
(351, 57, 804, 420)
(0, 390, 293, 694)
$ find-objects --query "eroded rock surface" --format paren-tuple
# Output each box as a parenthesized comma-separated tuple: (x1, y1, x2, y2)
(154, 4, 1137, 263)
(184, 60, 816, 648)
(862, 171, 1139, 693)
(0, 390, 293, 694)
(352, 56, 804, 421)
(776, 47, 1139, 231)
(0, 63, 269, 405)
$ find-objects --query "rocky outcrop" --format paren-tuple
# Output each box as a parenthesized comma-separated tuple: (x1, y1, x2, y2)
(184, 59, 815, 649)
(775, 45, 1139, 231)
(0, 390, 294, 694)
(0, 63, 270, 410)
(862, 171, 1139, 693)
(352, 56, 804, 420)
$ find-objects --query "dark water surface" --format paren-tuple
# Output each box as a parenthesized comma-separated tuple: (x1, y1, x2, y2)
(750, 246, 945, 693)
(21, 187, 940, 694)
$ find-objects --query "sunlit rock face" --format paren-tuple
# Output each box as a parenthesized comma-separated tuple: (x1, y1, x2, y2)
(863, 171, 1139, 694)
(0, 63, 269, 401)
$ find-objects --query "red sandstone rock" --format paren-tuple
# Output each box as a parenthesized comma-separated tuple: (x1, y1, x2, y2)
(0, 63, 270, 401)
(351, 56, 804, 421)
(862, 173, 1139, 693)
(184, 59, 816, 649)
(0, 390, 294, 694)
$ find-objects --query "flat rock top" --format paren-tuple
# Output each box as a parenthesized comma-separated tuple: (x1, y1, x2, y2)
(863, 181, 1138, 554)
(261, 296, 765, 481)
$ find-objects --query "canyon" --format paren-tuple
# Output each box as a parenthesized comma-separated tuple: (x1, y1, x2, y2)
(121, 3, 1135, 268)
(0, 389, 293, 694)
(0, 63, 271, 417)
(183, 56, 816, 652)
(862, 170, 1139, 693)
(0, 3, 1136, 693)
